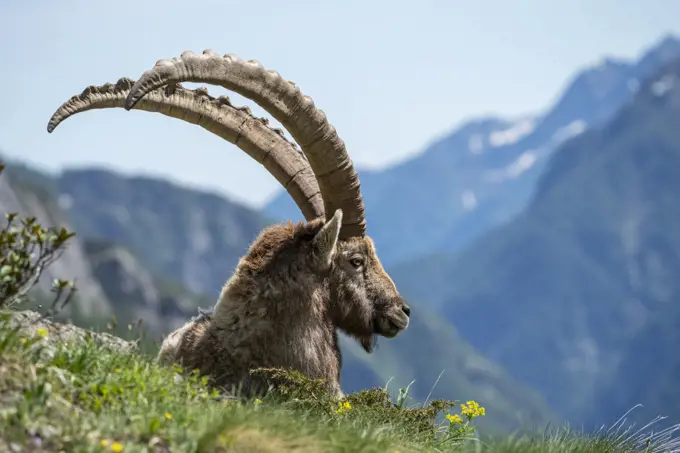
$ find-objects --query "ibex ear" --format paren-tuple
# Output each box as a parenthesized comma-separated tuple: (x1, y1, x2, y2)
(312, 209, 342, 269)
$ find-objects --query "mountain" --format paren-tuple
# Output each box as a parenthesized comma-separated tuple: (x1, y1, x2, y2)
(57, 169, 270, 297)
(0, 159, 217, 342)
(82, 238, 214, 337)
(0, 160, 556, 432)
(594, 291, 680, 426)
(338, 305, 555, 433)
(265, 34, 680, 268)
(390, 56, 680, 425)
(0, 161, 111, 320)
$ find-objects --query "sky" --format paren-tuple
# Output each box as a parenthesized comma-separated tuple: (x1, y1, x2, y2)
(1, 0, 679, 207)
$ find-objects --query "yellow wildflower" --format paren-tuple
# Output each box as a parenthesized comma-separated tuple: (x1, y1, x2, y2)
(336, 400, 352, 414)
(35, 328, 48, 338)
(110, 441, 123, 452)
(164, 412, 173, 420)
(99, 439, 109, 447)
(446, 413, 463, 425)
(254, 398, 263, 404)
(460, 400, 485, 419)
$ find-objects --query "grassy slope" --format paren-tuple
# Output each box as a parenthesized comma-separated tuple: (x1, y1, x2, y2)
(2, 311, 678, 453)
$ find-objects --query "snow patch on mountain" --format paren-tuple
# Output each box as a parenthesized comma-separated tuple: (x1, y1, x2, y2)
(651, 74, 676, 97)
(488, 118, 536, 148)
(485, 152, 538, 183)
(552, 120, 588, 144)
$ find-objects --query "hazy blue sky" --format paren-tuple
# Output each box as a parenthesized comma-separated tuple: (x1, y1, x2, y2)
(1, 0, 679, 207)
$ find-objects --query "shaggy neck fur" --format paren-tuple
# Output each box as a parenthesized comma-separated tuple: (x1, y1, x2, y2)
(186, 219, 344, 397)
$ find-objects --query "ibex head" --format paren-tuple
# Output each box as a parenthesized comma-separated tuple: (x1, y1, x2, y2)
(310, 209, 410, 352)
(47, 49, 410, 356)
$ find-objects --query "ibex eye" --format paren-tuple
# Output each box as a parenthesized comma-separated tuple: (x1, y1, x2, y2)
(350, 257, 364, 269)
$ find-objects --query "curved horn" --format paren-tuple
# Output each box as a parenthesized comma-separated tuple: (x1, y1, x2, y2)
(124, 50, 366, 239)
(47, 77, 324, 222)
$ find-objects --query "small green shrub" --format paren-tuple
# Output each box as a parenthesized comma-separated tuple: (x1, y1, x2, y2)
(249, 366, 485, 445)
(0, 163, 77, 312)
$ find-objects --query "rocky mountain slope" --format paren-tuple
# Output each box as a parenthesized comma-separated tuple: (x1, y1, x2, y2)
(82, 238, 214, 337)
(265, 34, 680, 268)
(1, 160, 214, 340)
(390, 57, 680, 426)
(57, 169, 269, 297)
(0, 162, 111, 320)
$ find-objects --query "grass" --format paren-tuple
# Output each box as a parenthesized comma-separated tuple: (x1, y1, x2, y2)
(1, 312, 679, 453)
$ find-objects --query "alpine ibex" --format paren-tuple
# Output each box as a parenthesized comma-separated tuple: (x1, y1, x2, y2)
(47, 50, 411, 398)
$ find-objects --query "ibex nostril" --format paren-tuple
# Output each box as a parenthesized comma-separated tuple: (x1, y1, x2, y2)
(402, 305, 411, 317)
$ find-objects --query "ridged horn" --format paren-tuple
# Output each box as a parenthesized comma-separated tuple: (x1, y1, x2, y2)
(124, 50, 366, 239)
(47, 77, 324, 222)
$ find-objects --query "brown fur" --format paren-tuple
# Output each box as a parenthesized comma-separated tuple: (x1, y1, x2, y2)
(158, 210, 410, 398)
